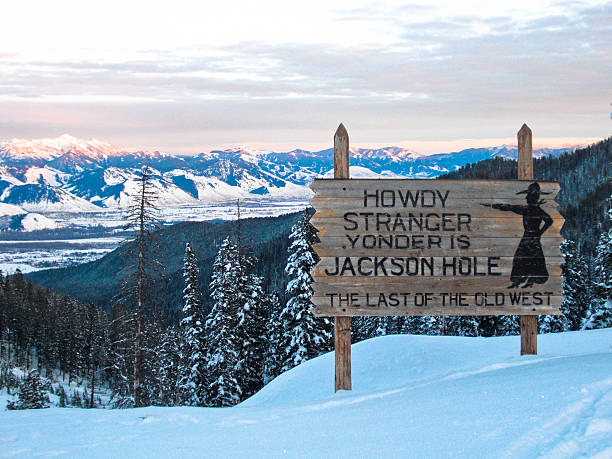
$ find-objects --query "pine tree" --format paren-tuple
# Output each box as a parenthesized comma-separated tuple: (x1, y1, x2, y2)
(558, 240, 591, 330)
(122, 165, 163, 407)
(278, 212, 332, 373)
(262, 292, 282, 384)
(155, 327, 181, 406)
(446, 316, 479, 336)
(235, 271, 267, 398)
(204, 237, 243, 406)
(9, 370, 49, 409)
(585, 223, 612, 329)
(178, 243, 207, 406)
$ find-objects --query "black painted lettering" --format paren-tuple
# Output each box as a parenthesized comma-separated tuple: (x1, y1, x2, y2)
(392, 214, 406, 231)
(346, 234, 359, 248)
(363, 235, 376, 249)
(343, 212, 358, 230)
(421, 257, 434, 276)
(364, 189, 379, 207)
(380, 190, 395, 207)
(357, 257, 372, 276)
(428, 235, 442, 248)
(443, 257, 456, 276)
(421, 190, 436, 207)
(425, 213, 440, 231)
(340, 257, 356, 276)
(458, 213, 472, 231)
(457, 235, 470, 249)
(374, 257, 388, 276)
(324, 257, 340, 276)
(376, 213, 391, 231)
(488, 257, 501, 276)
(437, 190, 450, 207)
(412, 235, 424, 249)
(442, 213, 454, 231)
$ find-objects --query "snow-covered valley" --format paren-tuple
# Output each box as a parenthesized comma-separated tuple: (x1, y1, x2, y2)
(0, 199, 308, 274)
(1, 329, 610, 458)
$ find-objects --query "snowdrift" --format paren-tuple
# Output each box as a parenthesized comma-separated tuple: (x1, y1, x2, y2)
(1, 329, 611, 458)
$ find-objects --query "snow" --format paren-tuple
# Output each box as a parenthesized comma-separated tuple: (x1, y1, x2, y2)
(12, 213, 61, 231)
(23, 166, 65, 187)
(0, 202, 26, 216)
(321, 166, 401, 178)
(1, 329, 611, 458)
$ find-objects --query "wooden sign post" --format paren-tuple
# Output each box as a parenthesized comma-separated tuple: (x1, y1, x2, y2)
(333, 123, 352, 392)
(312, 124, 564, 391)
(518, 124, 538, 355)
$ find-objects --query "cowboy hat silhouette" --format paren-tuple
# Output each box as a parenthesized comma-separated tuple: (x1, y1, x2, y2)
(516, 182, 551, 196)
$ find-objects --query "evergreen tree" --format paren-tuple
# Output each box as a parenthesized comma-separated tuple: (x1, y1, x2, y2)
(262, 292, 282, 384)
(178, 243, 207, 406)
(558, 240, 591, 330)
(204, 237, 243, 406)
(122, 165, 162, 407)
(585, 222, 612, 329)
(235, 271, 267, 398)
(446, 316, 479, 336)
(278, 212, 332, 373)
(9, 370, 49, 410)
(155, 327, 181, 406)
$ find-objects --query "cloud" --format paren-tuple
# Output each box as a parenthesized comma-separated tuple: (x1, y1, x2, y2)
(0, 1, 610, 150)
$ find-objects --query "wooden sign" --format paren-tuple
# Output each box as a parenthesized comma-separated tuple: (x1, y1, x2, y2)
(310, 179, 564, 317)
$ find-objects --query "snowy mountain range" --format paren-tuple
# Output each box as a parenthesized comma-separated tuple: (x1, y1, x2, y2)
(0, 134, 579, 215)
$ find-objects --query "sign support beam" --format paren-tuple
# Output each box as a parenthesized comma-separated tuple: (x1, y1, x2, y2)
(333, 123, 352, 392)
(518, 123, 538, 355)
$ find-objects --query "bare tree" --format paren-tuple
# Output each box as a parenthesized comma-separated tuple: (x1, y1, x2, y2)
(122, 166, 163, 407)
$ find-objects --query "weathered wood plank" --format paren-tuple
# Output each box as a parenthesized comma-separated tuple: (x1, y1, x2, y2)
(310, 178, 559, 197)
(313, 217, 565, 238)
(310, 295, 564, 316)
(313, 256, 563, 278)
(310, 199, 563, 220)
(312, 277, 563, 295)
(313, 236, 563, 258)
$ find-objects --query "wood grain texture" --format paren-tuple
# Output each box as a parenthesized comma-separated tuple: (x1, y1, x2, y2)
(334, 124, 349, 180)
(520, 314, 538, 354)
(313, 257, 563, 277)
(518, 123, 538, 355)
(314, 237, 563, 257)
(313, 217, 565, 238)
(311, 296, 564, 317)
(311, 277, 563, 295)
(333, 123, 351, 392)
(334, 316, 351, 391)
(310, 179, 559, 197)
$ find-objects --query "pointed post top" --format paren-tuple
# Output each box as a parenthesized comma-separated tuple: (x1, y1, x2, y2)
(334, 123, 349, 179)
(518, 123, 532, 136)
(335, 123, 348, 139)
(517, 123, 533, 180)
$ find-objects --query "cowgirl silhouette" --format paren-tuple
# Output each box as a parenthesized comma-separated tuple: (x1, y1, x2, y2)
(483, 182, 553, 288)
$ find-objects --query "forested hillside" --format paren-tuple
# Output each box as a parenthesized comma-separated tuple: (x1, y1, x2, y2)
(28, 212, 300, 313)
(441, 137, 611, 256)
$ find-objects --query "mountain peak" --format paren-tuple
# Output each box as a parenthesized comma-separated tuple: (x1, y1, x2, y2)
(1, 134, 119, 161)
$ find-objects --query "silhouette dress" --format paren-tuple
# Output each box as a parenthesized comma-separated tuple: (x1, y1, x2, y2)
(484, 182, 553, 288)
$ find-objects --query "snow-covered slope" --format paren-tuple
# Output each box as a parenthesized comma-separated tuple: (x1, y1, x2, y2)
(0, 202, 26, 216)
(7, 213, 61, 231)
(1, 329, 610, 458)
